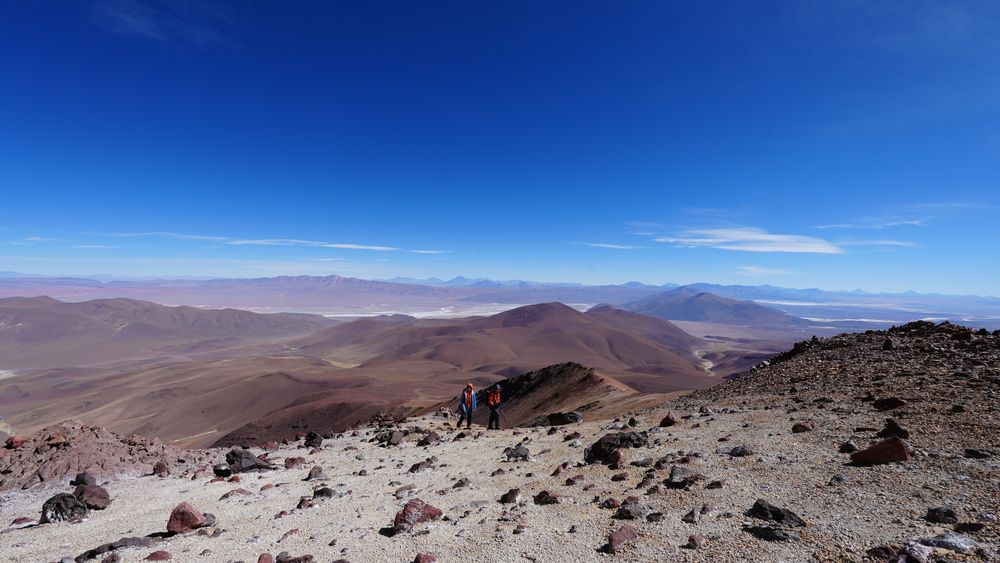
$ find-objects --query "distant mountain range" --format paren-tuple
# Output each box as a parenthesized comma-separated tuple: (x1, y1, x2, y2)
(618, 286, 809, 327)
(0, 273, 997, 328)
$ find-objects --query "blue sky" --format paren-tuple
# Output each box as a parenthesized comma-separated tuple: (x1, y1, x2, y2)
(2, 1, 999, 294)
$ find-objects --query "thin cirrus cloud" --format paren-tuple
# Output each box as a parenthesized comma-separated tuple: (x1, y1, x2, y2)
(111, 232, 450, 254)
(576, 242, 644, 250)
(816, 218, 927, 229)
(654, 227, 844, 254)
(90, 0, 236, 49)
(72, 244, 116, 249)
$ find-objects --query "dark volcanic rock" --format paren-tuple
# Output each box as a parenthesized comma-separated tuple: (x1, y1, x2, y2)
(416, 432, 440, 447)
(499, 488, 520, 504)
(533, 490, 567, 505)
(745, 526, 799, 542)
(851, 437, 912, 466)
(547, 411, 583, 426)
(73, 485, 111, 510)
(747, 499, 806, 527)
(659, 412, 678, 427)
(504, 444, 531, 461)
(226, 448, 273, 473)
(70, 472, 97, 487)
(925, 507, 959, 524)
(40, 493, 89, 523)
(212, 463, 232, 478)
(614, 498, 653, 520)
(392, 499, 443, 533)
(873, 397, 907, 411)
(584, 431, 648, 464)
(877, 419, 910, 439)
(304, 466, 326, 481)
(791, 423, 812, 433)
(303, 432, 323, 448)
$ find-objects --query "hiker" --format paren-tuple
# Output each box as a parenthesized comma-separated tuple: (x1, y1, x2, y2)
(457, 382, 476, 429)
(487, 384, 502, 430)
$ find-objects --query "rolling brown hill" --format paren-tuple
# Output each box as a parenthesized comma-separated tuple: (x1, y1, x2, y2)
(1, 301, 720, 448)
(620, 286, 808, 327)
(290, 302, 711, 391)
(0, 296, 337, 369)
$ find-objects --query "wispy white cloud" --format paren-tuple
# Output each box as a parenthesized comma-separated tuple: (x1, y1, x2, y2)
(225, 238, 399, 251)
(576, 242, 644, 250)
(838, 239, 920, 248)
(735, 266, 794, 276)
(72, 244, 116, 249)
(654, 227, 844, 254)
(817, 218, 927, 229)
(110, 231, 445, 254)
(90, 0, 236, 49)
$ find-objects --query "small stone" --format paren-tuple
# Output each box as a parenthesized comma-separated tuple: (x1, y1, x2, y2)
(603, 525, 638, 553)
(70, 472, 98, 487)
(500, 489, 521, 504)
(926, 507, 958, 524)
(392, 499, 443, 533)
(152, 461, 169, 477)
(851, 437, 912, 466)
(791, 423, 812, 433)
(146, 551, 171, 561)
(873, 397, 907, 411)
(659, 412, 678, 427)
(686, 534, 707, 549)
(877, 419, 910, 439)
(838, 441, 859, 454)
(747, 499, 806, 527)
(212, 464, 232, 478)
(167, 502, 207, 534)
(303, 432, 323, 448)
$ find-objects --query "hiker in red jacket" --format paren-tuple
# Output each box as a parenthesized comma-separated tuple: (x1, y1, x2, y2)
(457, 383, 476, 430)
(487, 384, 502, 430)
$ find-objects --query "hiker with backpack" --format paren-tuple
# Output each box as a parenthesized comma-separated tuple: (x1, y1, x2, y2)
(457, 382, 476, 430)
(487, 384, 502, 430)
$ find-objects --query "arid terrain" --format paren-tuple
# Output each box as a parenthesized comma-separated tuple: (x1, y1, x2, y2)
(1, 321, 997, 562)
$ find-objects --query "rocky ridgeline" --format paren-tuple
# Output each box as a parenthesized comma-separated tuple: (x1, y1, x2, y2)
(0, 421, 215, 491)
(0, 321, 997, 561)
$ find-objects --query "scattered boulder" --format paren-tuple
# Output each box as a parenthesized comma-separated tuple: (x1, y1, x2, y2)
(614, 498, 653, 520)
(791, 423, 812, 433)
(584, 431, 648, 464)
(926, 507, 958, 524)
(504, 444, 531, 462)
(70, 472, 97, 487)
(659, 412, 678, 427)
(226, 448, 273, 473)
(40, 493, 88, 523)
(919, 532, 979, 554)
(152, 461, 169, 477)
(73, 485, 111, 510)
(602, 525, 638, 553)
(686, 534, 708, 549)
(964, 448, 993, 459)
(416, 432, 440, 447)
(392, 499, 443, 534)
(877, 419, 910, 439)
(745, 526, 798, 542)
(212, 464, 232, 478)
(547, 411, 583, 426)
(304, 466, 327, 481)
(303, 432, 323, 448)
(166, 502, 208, 534)
(851, 437, 912, 466)
(747, 499, 806, 527)
(499, 488, 520, 504)
(838, 441, 859, 454)
(873, 397, 907, 411)
(533, 491, 568, 505)
(146, 551, 171, 561)
(284, 457, 306, 469)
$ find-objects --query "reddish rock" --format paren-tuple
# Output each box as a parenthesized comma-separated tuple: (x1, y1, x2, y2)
(659, 412, 678, 427)
(851, 437, 912, 466)
(146, 551, 171, 561)
(261, 484, 275, 491)
(279, 528, 300, 542)
(220, 488, 252, 500)
(604, 524, 639, 553)
(257, 554, 274, 563)
(392, 499, 443, 533)
(5, 436, 26, 449)
(73, 485, 111, 510)
(413, 555, 438, 563)
(533, 490, 569, 505)
(167, 502, 206, 534)
(228, 475, 241, 483)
